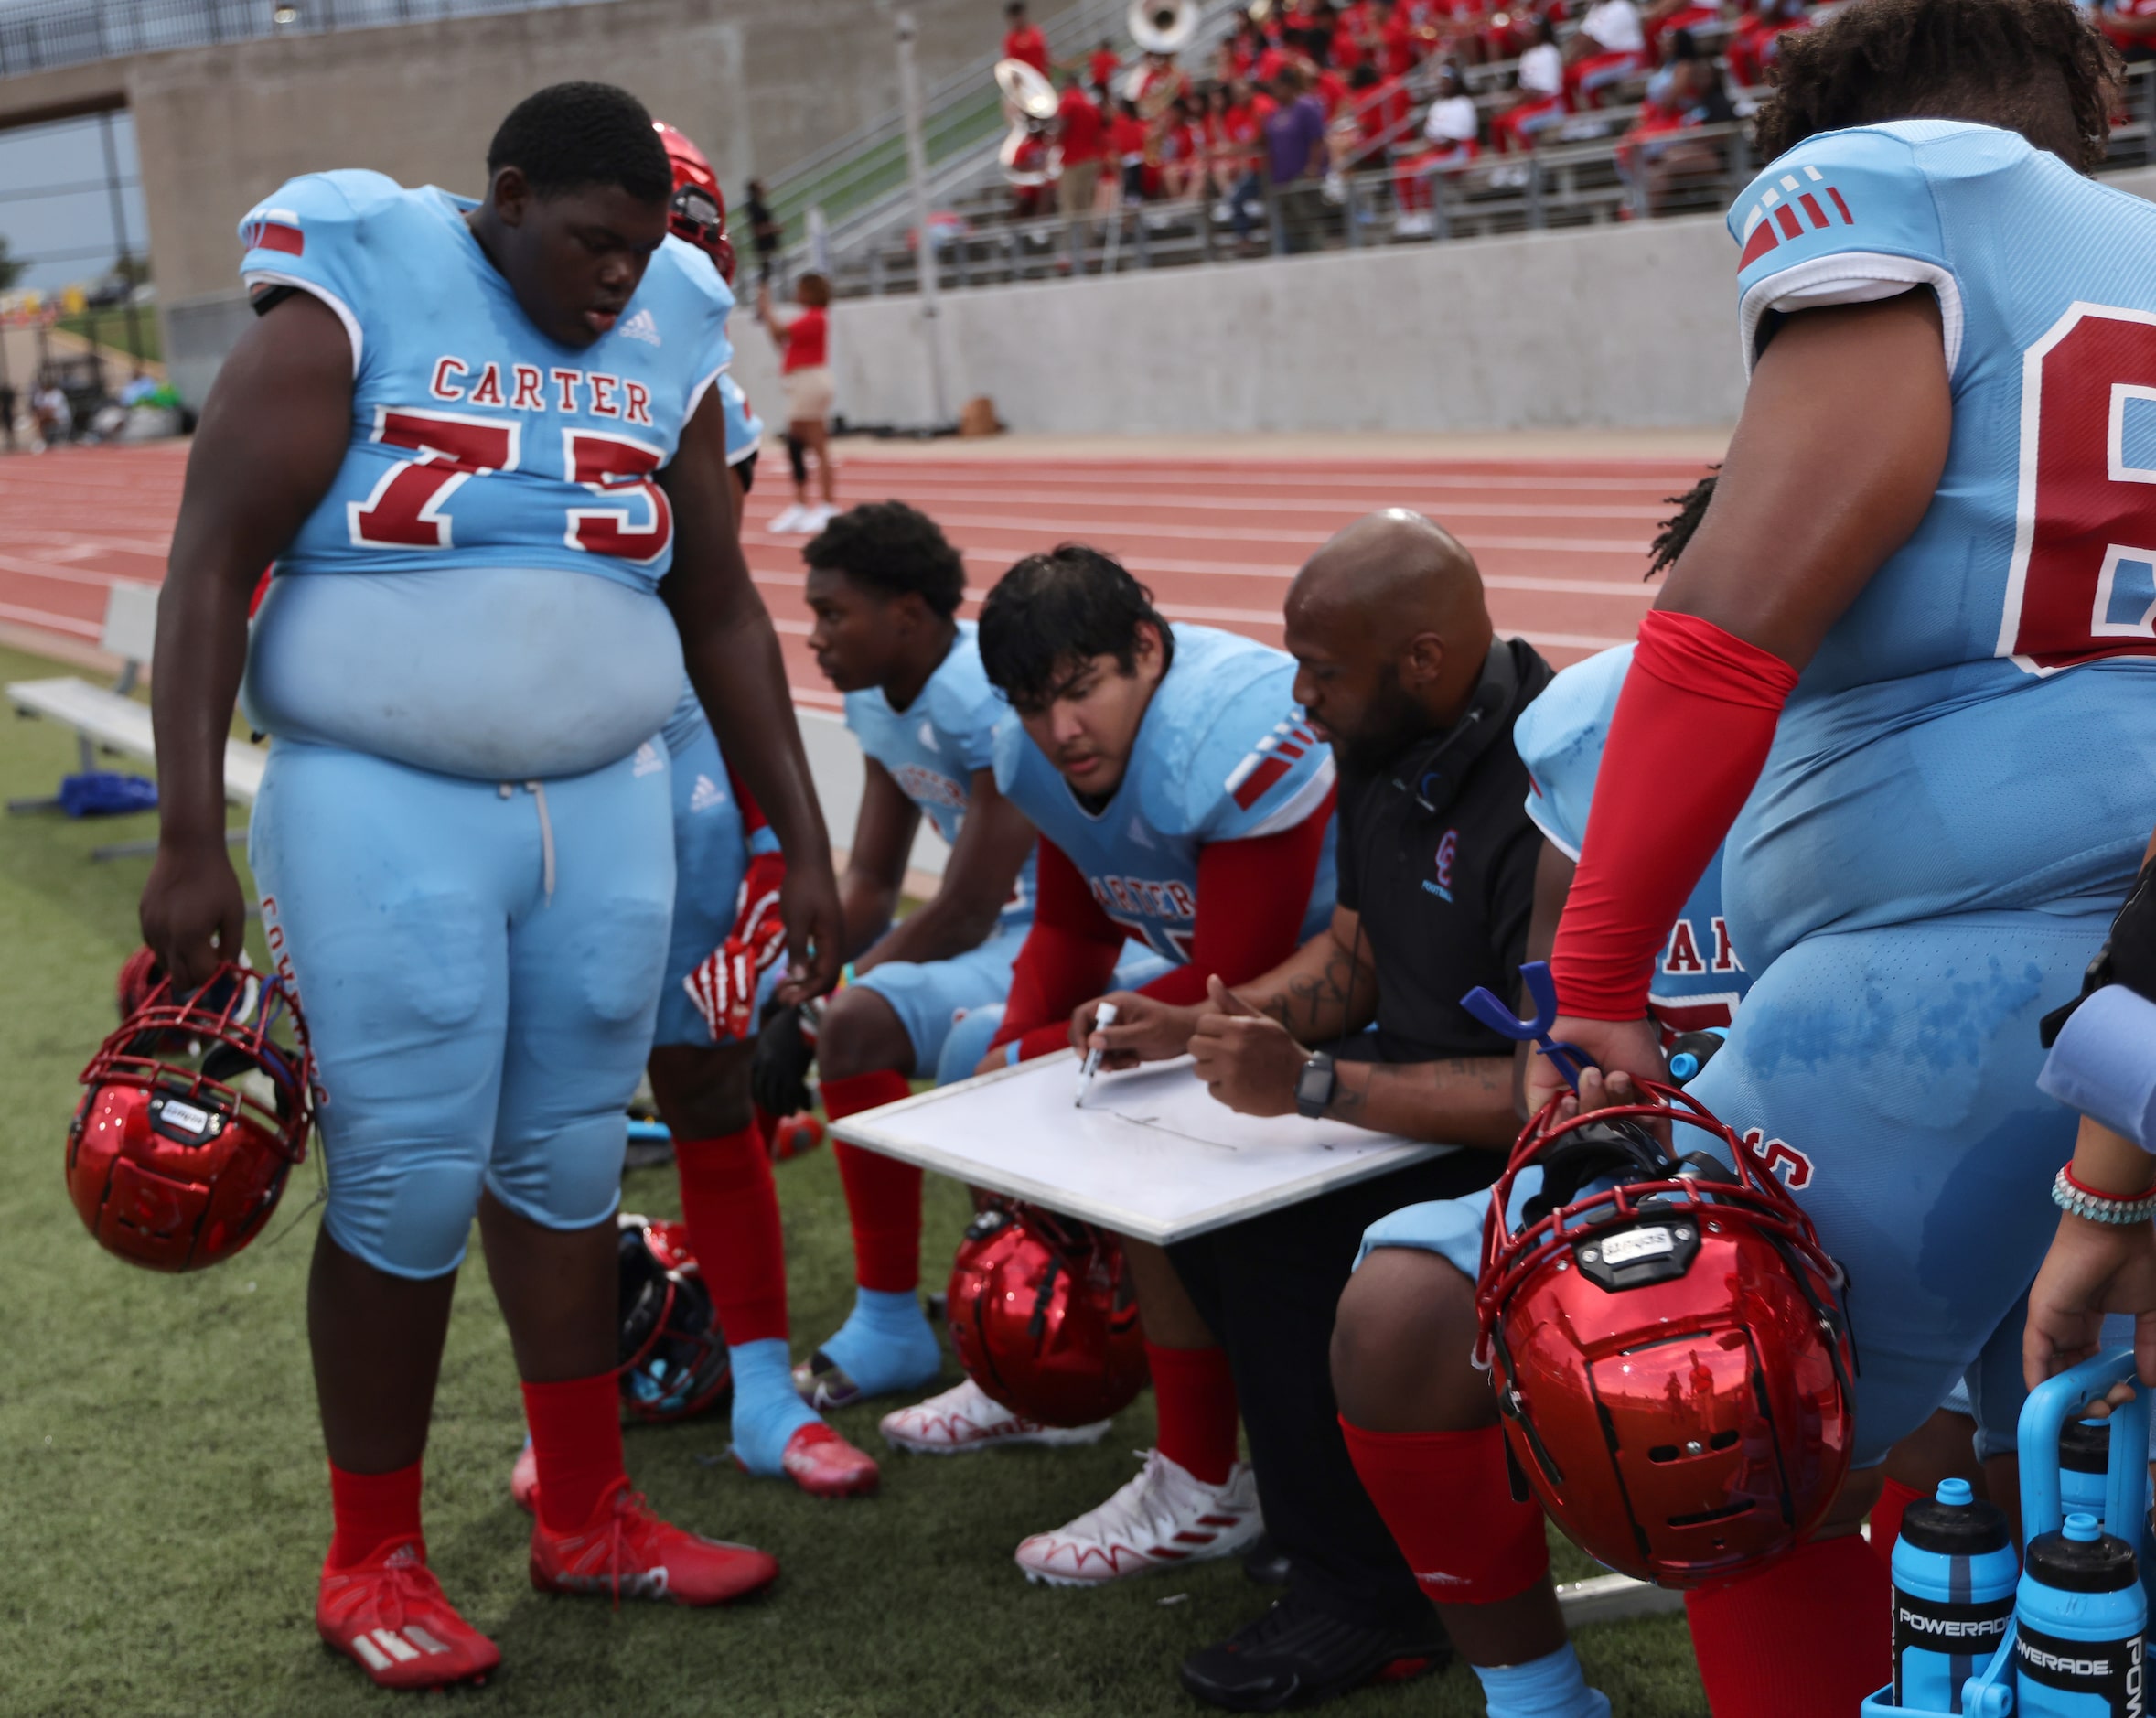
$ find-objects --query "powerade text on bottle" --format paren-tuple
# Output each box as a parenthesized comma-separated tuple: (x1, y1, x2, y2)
(1892, 1478, 2018, 1713)
(2013, 1511, 2146, 1717)
(2062, 1419, 2112, 1529)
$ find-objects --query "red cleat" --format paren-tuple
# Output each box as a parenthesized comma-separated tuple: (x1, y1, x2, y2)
(530, 1482, 778, 1605)
(776, 1422, 880, 1498)
(316, 1541, 501, 1690)
(770, 1113, 823, 1161)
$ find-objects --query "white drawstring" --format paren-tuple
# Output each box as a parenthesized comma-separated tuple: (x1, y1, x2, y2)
(499, 779, 557, 900)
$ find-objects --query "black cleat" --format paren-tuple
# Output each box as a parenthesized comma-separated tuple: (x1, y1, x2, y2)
(1241, 1533, 1293, 1588)
(1178, 1592, 1451, 1712)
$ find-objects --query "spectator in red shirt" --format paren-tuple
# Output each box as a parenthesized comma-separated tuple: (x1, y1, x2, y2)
(1003, 2, 1050, 74)
(1110, 97, 1153, 205)
(1057, 71, 1108, 233)
(1089, 38, 1122, 93)
(1724, 0, 1808, 86)
(757, 274, 837, 531)
(2099, 0, 2156, 54)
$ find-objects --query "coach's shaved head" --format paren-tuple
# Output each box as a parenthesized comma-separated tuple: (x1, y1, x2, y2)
(1283, 510, 1495, 771)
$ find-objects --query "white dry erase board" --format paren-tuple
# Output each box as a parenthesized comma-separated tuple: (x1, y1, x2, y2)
(827, 1051, 1450, 1245)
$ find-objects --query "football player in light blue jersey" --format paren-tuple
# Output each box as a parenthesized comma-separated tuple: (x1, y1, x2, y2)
(138, 86, 841, 1691)
(1520, 5, 2156, 1709)
(748, 502, 1043, 1412)
(878, 546, 1337, 1586)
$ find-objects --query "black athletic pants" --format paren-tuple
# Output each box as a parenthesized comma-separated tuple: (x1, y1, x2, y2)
(1166, 1132, 1500, 1627)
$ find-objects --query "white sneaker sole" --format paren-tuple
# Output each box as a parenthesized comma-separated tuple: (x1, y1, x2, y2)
(883, 1418, 1110, 1456)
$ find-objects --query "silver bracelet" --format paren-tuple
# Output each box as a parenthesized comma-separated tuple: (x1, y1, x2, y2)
(2053, 1166, 2156, 1226)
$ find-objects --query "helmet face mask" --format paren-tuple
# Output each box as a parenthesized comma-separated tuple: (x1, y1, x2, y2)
(948, 1203, 1148, 1428)
(1475, 1085, 1854, 1590)
(617, 1215, 732, 1423)
(69, 959, 313, 1272)
(652, 121, 735, 285)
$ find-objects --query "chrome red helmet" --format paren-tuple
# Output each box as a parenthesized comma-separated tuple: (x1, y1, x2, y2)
(617, 1213, 732, 1423)
(948, 1203, 1147, 1428)
(69, 961, 312, 1272)
(652, 120, 735, 285)
(1475, 1082, 1854, 1589)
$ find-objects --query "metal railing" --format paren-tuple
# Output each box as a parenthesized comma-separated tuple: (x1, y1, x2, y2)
(0, 0, 619, 78)
(828, 58, 2156, 298)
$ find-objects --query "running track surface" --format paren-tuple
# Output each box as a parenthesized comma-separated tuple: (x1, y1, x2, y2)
(0, 442, 1711, 705)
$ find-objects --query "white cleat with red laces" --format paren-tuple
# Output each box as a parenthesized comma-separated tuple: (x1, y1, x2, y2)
(881, 1377, 1112, 1455)
(1014, 1449, 1262, 1587)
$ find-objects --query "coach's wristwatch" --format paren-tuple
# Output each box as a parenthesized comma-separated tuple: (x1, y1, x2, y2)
(1294, 1050, 1337, 1120)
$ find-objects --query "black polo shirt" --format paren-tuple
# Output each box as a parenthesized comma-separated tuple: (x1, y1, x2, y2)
(1334, 637, 1554, 1065)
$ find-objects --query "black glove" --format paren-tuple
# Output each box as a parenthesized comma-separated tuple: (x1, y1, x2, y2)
(751, 996, 819, 1118)
(2041, 854, 2156, 1047)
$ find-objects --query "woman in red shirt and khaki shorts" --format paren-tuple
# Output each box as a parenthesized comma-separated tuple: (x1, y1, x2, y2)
(758, 273, 836, 532)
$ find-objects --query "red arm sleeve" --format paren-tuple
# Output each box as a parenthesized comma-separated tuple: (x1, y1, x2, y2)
(1550, 609, 1797, 1021)
(1138, 785, 1338, 1007)
(990, 839, 1125, 1050)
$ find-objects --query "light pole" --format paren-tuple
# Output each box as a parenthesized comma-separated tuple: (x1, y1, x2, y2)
(894, 9, 952, 430)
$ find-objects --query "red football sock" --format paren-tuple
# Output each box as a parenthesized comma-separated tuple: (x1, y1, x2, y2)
(673, 1128, 788, 1345)
(1147, 1340, 1239, 1486)
(822, 1070, 921, 1294)
(1338, 1419, 1549, 1605)
(1685, 1533, 1890, 1718)
(752, 1103, 779, 1151)
(1870, 1475, 1925, 1568)
(521, 1372, 626, 1535)
(327, 1459, 424, 1570)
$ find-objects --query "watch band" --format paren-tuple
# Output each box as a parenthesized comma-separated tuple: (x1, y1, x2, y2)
(1295, 1051, 1336, 1121)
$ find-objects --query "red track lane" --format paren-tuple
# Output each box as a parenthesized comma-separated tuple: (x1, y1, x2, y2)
(0, 443, 1710, 708)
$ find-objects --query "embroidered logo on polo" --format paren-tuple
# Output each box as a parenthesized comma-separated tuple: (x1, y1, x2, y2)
(1423, 827, 1459, 901)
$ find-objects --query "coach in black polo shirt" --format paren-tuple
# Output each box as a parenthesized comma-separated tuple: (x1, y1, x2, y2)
(1090, 510, 1553, 1710)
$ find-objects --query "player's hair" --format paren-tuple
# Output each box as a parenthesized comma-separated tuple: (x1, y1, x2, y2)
(802, 501, 967, 617)
(798, 272, 832, 308)
(487, 82, 673, 204)
(979, 544, 1176, 710)
(1648, 467, 1721, 578)
(1754, 0, 2119, 171)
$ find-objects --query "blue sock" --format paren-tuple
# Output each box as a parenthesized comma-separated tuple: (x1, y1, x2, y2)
(816, 1287, 941, 1397)
(1474, 1643, 1610, 1718)
(728, 1338, 821, 1476)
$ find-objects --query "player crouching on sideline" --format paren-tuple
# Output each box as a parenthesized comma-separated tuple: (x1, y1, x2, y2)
(1089, 512, 1557, 1710)
(907, 546, 1341, 1590)
(141, 84, 842, 1691)
(748, 500, 1041, 1412)
(1516, 2, 2156, 1712)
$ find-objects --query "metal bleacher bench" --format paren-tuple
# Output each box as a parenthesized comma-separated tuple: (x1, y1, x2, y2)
(6, 581, 264, 857)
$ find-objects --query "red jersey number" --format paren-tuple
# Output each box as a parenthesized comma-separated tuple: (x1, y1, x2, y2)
(347, 408, 519, 549)
(2000, 305, 2156, 672)
(563, 429, 672, 564)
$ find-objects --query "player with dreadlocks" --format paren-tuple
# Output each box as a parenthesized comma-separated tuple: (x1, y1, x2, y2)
(1330, 2, 2156, 1713)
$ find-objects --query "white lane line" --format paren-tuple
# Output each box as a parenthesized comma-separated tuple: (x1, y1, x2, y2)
(0, 599, 101, 637)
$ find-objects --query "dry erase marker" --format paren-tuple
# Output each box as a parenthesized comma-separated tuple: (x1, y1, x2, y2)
(1075, 1002, 1119, 1107)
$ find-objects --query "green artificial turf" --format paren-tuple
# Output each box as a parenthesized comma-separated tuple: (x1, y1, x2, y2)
(0, 638, 1707, 1716)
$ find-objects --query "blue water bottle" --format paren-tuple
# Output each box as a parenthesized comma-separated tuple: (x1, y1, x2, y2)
(1892, 1478, 2018, 1712)
(2013, 1511, 2147, 1716)
(2060, 1418, 2112, 1529)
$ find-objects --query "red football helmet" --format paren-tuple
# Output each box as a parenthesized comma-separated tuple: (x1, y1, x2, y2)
(69, 960, 312, 1272)
(617, 1213, 732, 1423)
(1475, 1082, 1854, 1589)
(652, 120, 735, 285)
(948, 1203, 1148, 1428)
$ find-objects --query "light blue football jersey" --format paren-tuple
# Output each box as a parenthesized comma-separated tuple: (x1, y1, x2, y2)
(848, 622, 1034, 927)
(1517, 645, 1747, 1034)
(240, 169, 733, 592)
(719, 372, 763, 466)
(1720, 121, 2156, 969)
(993, 624, 1338, 964)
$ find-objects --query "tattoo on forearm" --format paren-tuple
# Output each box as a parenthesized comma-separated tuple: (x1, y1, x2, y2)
(1270, 944, 1362, 1037)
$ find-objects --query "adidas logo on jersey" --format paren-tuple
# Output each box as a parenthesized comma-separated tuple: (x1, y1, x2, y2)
(632, 741, 665, 778)
(618, 307, 662, 347)
(689, 773, 726, 813)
